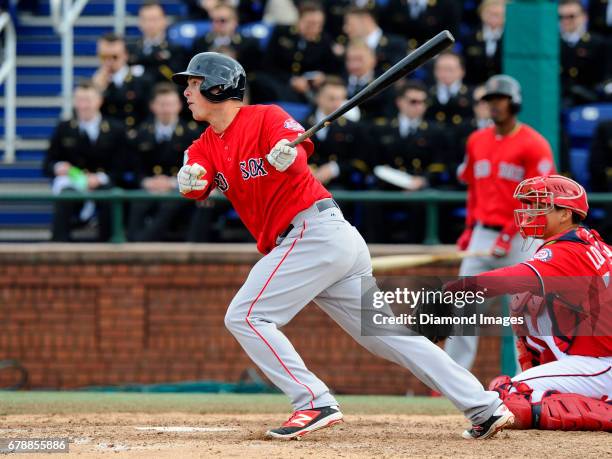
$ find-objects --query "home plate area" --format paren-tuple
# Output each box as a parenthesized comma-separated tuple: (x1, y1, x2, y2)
(1, 412, 608, 458)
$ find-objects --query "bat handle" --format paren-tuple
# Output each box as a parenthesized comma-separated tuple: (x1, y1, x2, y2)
(288, 121, 331, 148)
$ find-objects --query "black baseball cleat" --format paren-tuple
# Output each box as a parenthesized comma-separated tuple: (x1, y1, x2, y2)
(266, 406, 343, 440)
(462, 404, 515, 440)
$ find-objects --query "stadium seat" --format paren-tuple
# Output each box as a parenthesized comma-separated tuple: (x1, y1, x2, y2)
(568, 147, 590, 188)
(565, 103, 612, 189)
(168, 20, 212, 49)
(238, 22, 274, 50)
(566, 103, 612, 139)
(272, 101, 312, 123)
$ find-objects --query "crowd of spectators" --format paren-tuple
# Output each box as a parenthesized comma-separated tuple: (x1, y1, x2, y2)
(44, 0, 612, 243)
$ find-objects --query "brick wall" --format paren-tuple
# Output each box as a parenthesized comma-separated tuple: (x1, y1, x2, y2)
(0, 244, 501, 394)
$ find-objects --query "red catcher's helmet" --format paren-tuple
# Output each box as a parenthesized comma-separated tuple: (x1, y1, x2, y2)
(513, 175, 588, 238)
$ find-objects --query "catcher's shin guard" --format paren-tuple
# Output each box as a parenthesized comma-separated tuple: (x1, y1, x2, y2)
(489, 375, 534, 429)
(536, 392, 612, 432)
(488, 376, 612, 431)
(500, 393, 534, 429)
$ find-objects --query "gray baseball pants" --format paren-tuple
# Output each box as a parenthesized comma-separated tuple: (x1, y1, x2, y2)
(224, 201, 502, 424)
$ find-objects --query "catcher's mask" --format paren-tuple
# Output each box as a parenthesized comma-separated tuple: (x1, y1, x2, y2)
(513, 175, 588, 239)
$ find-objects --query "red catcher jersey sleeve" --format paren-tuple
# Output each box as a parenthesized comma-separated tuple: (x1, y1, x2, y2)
(521, 231, 612, 357)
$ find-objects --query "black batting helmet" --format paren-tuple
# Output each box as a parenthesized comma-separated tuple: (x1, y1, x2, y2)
(172, 52, 246, 103)
(482, 74, 522, 113)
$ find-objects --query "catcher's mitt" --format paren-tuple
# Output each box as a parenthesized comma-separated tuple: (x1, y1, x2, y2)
(409, 280, 456, 343)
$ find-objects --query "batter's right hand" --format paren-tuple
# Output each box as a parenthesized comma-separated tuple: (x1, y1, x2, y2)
(178, 163, 208, 194)
(456, 227, 473, 251)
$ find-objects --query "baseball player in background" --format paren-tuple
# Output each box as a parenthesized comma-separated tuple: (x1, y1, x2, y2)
(173, 52, 514, 440)
(446, 175, 611, 431)
(447, 75, 556, 370)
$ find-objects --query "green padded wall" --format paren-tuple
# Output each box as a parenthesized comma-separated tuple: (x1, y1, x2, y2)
(503, 0, 560, 166)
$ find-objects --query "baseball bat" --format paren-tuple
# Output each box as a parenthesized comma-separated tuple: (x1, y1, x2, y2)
(288, 30, 455, 147)
(371, 250, 489, 272)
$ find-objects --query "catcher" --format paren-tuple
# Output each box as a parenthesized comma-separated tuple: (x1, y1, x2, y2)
(444, 175, 611, 431)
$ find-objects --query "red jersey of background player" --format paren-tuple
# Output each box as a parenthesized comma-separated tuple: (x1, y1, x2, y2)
(183, 104, 331, 254)
(467, 227, 612, 360)
(459, 124, 555, 230)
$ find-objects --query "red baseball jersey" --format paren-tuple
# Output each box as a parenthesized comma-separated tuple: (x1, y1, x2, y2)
(519, 227, 612, 359)
(468, 227, 612, 360)
(182, 104, 331, 254)
(458, 124, 555, 231)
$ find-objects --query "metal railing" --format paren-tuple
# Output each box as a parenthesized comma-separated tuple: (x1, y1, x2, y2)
(0, 11, 17, 164)
(51, 0, 126, 119)
(1, 190, 611, 244)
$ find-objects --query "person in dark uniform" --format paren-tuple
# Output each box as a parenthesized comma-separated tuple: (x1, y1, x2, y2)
(381, 0, 461, 50)
(322, 0, 379, 40)
(128, 0, 185, 83)
(366, 80, 453, 242)
(127, 83, 201, 241)
(43, 81, 126, 242)
(191, 3, 262, 73)
(425, 50, 473, 127)
(462, 0, 505, 85)
(340, 7, 407, 73)
(558, 0, 609, 106)
(344, 40, 394, 120)
(302, 76, 369, 190)
(375, 80, 452, 189)
(587, 0, 611, 38)
(92, 33, 154, 129)
(184, 0, 265, 24)
(256, 1, 342, 102)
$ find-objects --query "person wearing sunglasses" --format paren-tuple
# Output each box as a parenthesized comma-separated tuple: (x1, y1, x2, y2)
(377, 80, 451, 192)
(92, 33, 154, 130)
(368, 80, 451, 243)
(191, 3, 261, 75)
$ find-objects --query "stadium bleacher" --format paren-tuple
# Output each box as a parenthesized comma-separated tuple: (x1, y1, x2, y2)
(0, 0, 184, 240)
(0, 0, 610, 242)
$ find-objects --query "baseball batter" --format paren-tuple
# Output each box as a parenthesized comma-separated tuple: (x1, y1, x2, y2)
(446, 175, 611, 431)
(449, 75, 556, 369)
(172, 52, 513, 440)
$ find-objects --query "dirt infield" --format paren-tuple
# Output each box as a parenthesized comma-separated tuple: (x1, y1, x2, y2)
(0, 393, 608, 458)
